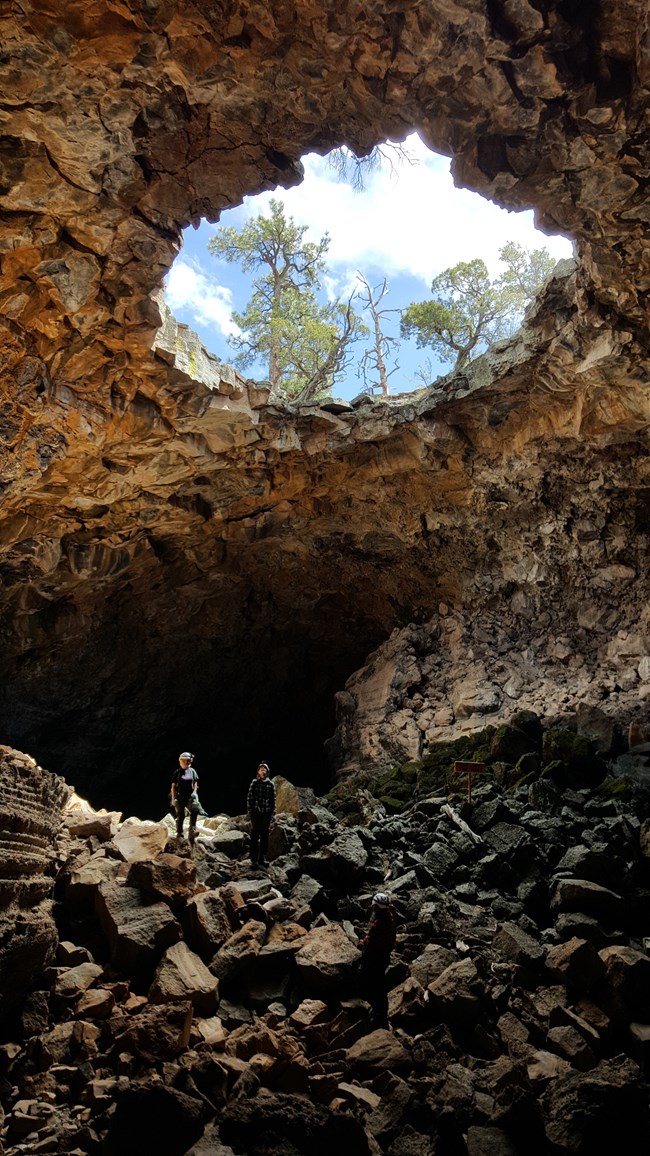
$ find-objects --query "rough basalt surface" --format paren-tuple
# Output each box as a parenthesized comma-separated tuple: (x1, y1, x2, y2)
(0, 747, 70, 1026)
(2, 747, 650, 1154)
(0, 2, 649, 805)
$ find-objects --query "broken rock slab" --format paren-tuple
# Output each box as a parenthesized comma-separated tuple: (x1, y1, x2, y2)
(294, 923, 361, 994)
(346, 1029, 412, 1074)
(95, 881, 181, 971)
(210, 919, 267, 985)
(112, 820, 169, 862)
(183, 889, 233, 959)
(149, 940, 219, 1016)
(127, 852, 197, 907)
(112, 1001, 193, 1063)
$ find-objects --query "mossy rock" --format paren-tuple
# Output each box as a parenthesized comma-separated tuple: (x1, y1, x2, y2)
(490, 722, 539, 765)
(596, 777, 629, 798)
(540, 759, 565, 786)
(542, 728, 608, 788)
(379, 795, 408, 813)
(511, 751, 541, 784)
(417, 728, 499, 798)
(509, 710, 543, 747)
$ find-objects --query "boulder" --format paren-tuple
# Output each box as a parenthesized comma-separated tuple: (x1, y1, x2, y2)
(542, 1056, 648, 1152)
(95, 881, 181, 971)
(542, 729, 608, 788)
(554, 845, 620, 889)
(388, 977, 427, 1030)
(484, 823, 534, 866)
(546, 1024, 597, 1071)
(112, 1001, 193, 1062)
(268, 813, 299, 858)
(551, 878, 622, 925)
(126, 853, 197, 906)
(210, 920, 267, 984)
(220, 1088, 373, 1155)
(546, 937, 606, 990)
(599, 945, 650, 1021)
(300, 829, 368, 886)
(65, 811, 119, 841)
(346, 1029, 411, 1074)
(337, 1081, 381, 1111)
(366, 1071, 413, 1144)
(19, 991, 50, 1038)
(58, 941, 94, 965)
(149, 941, 219, 1015)
(112, 820, 169, 862)
(53, 961, 103, 1001)
(410, 944, 458, 987)
(195, 1015, 228, 1049)
(290, 999, 329, 1030)
(290, 875, 324, 909)
(39, 1019, 101, 1065)
(294, 924, 361, 994)
(65, 852, 121, 900)
(489, 719, 540, 765)
(466, 1127, 519, 1156)
(576, 704, 617, 755)
(273, 777, 318, 816)
(104, 1081, 209, 1156)
(75, 988, 115, 1019)
(183, 889, 233, 958)
(426, 958, 483, 1029)
(493, 923, 545, 969)
(212, 829, 247, 858)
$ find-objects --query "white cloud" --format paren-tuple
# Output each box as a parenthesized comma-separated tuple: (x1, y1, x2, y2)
(165, 259, 242, 339)
(244, 134, 574, 289)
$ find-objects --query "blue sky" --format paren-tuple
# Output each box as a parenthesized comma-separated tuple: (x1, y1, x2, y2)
(165, 134, 574, 401)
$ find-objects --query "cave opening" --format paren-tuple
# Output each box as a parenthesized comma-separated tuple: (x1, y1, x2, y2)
(164, 134, 574, 402)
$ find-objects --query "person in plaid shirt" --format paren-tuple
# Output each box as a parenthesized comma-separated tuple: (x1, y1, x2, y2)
(247, 762, 275, 866)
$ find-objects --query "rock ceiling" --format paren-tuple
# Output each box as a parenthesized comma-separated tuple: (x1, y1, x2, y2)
(0, 0, 649, 808)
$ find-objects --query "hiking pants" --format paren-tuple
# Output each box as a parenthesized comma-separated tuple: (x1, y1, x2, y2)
(250, 812, 271, 862)
(359, 954, 390, 1027)
(175, 795, 199, 837)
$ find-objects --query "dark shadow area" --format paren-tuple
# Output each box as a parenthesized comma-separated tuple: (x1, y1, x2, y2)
(2, 633, 370, 823)
(105, 692, 338, 822)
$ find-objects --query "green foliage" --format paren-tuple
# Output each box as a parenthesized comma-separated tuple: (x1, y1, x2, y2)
(208, 199, 365, 400)
(498, 241, 556, 305)
(401, 242, 556, 375)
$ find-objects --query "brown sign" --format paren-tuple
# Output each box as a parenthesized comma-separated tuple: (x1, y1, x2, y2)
(452, 761, 486, 801)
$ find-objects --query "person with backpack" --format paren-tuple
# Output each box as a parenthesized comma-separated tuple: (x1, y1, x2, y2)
(359, 891, 397, 1029)
(246, 761, 275, 866)
(171, 751, 200, 845)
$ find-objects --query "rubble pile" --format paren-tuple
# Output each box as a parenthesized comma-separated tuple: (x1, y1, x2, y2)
(1, 721, 650, 1154)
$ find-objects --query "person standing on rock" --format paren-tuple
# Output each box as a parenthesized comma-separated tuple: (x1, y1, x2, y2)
(359, 891, 397, 1029)
(171, 751, 200, 846)
(247, 761, 275, 866)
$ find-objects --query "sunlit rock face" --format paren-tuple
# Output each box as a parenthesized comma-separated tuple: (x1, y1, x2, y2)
(0, 2, 648, 807)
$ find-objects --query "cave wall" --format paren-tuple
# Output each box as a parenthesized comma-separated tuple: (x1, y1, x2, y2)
(0, 1, 649, 802)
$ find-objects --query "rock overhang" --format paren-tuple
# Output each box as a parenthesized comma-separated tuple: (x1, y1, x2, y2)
(0, 1, 648, 807)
